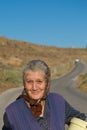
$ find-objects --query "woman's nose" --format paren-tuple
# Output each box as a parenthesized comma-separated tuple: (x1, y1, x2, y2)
(32, 82, 37, 90)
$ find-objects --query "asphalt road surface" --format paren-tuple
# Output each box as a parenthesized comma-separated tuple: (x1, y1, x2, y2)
(0, 61, 87, 130)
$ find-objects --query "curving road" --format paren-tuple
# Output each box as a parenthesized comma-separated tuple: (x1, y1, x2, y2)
(0, 61, 87, 129)
(50, 61, 87, 114)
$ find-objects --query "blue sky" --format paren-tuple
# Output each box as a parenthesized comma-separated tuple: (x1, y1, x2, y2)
(0, 0, 87, 48)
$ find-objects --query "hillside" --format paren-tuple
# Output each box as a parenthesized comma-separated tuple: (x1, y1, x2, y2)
(0, 36, 87, 93)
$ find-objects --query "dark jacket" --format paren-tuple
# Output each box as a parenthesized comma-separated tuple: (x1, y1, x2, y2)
(2, 93, 86, 130)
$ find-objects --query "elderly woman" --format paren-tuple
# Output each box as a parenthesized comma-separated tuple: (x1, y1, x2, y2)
(2, 60, 87, 130)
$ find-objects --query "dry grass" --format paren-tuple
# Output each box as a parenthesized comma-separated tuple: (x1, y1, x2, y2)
(77, 73, 87, 93)
(0, 36, 87, 94)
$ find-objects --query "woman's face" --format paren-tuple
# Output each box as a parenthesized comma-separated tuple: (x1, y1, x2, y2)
(24, 70, 46, 100)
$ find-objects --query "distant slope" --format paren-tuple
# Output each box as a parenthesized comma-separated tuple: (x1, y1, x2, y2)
(0, 36, 87, 93)
(0, 36, 87, 67)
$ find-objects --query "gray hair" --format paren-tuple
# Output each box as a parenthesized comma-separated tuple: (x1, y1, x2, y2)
(23, 59, 51, 83)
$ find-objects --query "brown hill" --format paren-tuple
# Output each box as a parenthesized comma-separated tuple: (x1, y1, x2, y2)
(0, 36, 87, 93)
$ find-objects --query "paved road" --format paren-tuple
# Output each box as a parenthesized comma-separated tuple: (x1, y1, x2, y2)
(0, 61, 87, 130)
(50, 62, 87, 113)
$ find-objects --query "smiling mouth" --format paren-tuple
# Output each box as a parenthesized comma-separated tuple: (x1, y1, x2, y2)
(31, 91, 40, 95)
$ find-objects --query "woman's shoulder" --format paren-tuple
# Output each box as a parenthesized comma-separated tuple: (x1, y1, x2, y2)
(48, 92, 65, 100)
(6, 98, 24, 110)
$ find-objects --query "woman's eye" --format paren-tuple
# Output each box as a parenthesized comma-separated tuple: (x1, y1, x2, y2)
(37, 80, 43, 84)
(27, 80, 32, 83)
